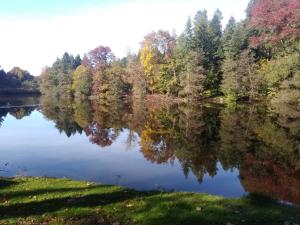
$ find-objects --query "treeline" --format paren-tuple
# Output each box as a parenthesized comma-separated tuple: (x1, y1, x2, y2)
(0, 66, 39, 95)
(40, 0, 300, 105)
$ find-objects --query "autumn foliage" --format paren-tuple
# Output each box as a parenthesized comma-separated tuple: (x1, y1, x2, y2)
(240, 154, 300, 205)
(250, 0, 300, 46)
(39, 0, 300, 106)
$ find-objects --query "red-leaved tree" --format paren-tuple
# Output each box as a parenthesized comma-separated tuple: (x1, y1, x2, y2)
(250, 0, 300, 46)
(83, 46, 115, 70)
(82, 46, 115, 96)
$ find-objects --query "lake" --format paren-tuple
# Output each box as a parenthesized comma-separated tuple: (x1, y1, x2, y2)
(0, 96, 299, 205)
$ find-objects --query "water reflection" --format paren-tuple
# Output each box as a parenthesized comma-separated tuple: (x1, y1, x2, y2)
(0, 95, 299, 205)
(0, 96, 39, 126)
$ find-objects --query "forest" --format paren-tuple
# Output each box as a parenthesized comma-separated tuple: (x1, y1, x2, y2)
(38, 0, 300, 110)
(0, 66, 39, 95)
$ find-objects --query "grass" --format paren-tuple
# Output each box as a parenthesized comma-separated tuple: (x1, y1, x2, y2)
(0, 177, 299, 225)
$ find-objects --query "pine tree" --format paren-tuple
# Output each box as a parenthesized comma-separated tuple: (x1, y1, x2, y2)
(179, 50, 206, 100)
(222, 17, 237, 54)
(193, 10, 210, 58)
(207, 9, 223, 92)
(193, 9, 224, 93)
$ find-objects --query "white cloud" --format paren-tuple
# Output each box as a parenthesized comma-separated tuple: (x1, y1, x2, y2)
(0, 0, 248, 75)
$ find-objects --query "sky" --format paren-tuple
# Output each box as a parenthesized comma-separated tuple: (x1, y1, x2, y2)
(0, 0, 249, 76)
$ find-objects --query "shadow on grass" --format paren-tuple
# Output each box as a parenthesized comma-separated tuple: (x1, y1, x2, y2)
(0, 178, 19, 188)
(246, 192, 278, 205)
(128, 193, 300, 225)
(0, 186, 154, 219)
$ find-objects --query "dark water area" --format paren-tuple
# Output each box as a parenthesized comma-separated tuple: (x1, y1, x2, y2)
(0, 96, 299, 205)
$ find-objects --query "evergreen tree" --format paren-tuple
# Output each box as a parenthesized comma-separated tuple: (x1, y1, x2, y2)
(179, 50, 206, 100)
(181, 17, 193, 50)
(193, 9, 224, 93)
(206, 9, 223, 93)
(222, 17, 237, 53)
(221, 49, 260, 102)
(193, 10, 210, 64)
(73, 55, 82, 69)
(40, 52, 79, 98)
(228, 22, 248, 59)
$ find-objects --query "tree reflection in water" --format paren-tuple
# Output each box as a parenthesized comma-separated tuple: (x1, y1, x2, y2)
(3, 95, 299, 205)
(0, 96, 39, 127)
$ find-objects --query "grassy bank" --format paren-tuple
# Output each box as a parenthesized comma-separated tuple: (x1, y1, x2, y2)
(0, 177, 299, 225)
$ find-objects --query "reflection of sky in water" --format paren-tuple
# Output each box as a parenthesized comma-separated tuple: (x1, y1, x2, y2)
(0, 110, 245, 198)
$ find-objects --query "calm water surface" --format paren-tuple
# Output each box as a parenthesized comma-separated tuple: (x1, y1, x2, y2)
(0, 96, 299, 205)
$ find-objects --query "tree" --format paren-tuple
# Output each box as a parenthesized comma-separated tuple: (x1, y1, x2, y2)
(84, 46, 115, 70)
(207, 9, 223, 92)
(0, 68, 20, 88)
(72, 65, 92, 98)
(250, 0, 300, 47)
(221, 21, 249, 102)
(127, 55, 146, 99)
(83, 46, 115, 96)
(73, 55, 82, 69)
(193, 10, 210, 57)
(140, 43, 156, 93)
(177, 17, 194, 61)
(175, 17, 195, 97)
(7, 67, 38, 91)
(156, 60, 180, 96)
(7, 67, 33, 82)
(193, 9, 223, 93)
(105, 62, 129, 100)
(222, 17, 237, 53)
(245, 0, 258, 18)
(209, 9, 223, 39)
(259, 52, 299, 89)
(141, 30, 176, 60)
(220, 56, 239, 102)
(237, 50, 260, 101)
(183, 17, 193, 50)
(93, 69, 109, 98)
(40, 52, 79, 98)
(229, 22, 249, 59)
(179, 50, 206, 100)
(140, 30, 176, 94)
(221, 50, 260, 102)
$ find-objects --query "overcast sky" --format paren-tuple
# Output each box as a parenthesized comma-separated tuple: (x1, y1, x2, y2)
(0, 0, 249, 75)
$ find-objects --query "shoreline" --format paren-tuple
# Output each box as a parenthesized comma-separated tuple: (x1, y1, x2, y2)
(0, 89, 41, 96)
(1, 176, 299, 225)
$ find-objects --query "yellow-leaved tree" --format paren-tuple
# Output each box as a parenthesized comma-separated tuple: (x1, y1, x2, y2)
(140, 43, 157, 94)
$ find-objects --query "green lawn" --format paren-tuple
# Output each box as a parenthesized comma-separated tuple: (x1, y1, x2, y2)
(0, 177, 299, 225)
